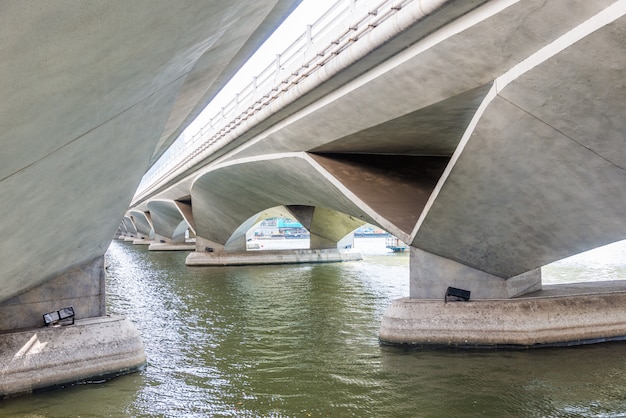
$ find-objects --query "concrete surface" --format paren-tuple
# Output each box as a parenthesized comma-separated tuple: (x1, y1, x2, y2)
(380, 281, 626, 348)
(132, 238, 153, 245)
(148, 242, 196, 252)
(0, 316, 145, 398)
(186, 248, 362, 266)
(0, 257, 105, 331)
(116, 0, 626, 347)
(132, 1, 626, 277)
(129, 210, 154, 239)
(190, 154, 384, 249)
(147, 200, 191, 243)
(0, 0, 297, 309)
(409, 247, 542, 299)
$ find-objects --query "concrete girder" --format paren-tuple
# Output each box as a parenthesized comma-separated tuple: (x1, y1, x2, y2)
(226, 1, 614, 163)
(0, 0, 297, 306)
(413, 11, 626, 279)
(146, 200, 191, 243)
(149, 0, 302, 165)
(127, 0, 487, 209)
(190, 153, 387, 249)
(122, 216, 137, 237)
(221, 206, 292, 252)
(309, 154, 450, 235)
(286, 205, 365, 249)
(129, 210, 154, 239)
(117, 223, 128, 236)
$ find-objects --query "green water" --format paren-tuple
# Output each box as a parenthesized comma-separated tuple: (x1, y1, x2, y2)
(3, 239, 626, 417)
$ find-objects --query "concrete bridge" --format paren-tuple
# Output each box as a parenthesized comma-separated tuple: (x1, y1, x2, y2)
(1, 0, 625, 397)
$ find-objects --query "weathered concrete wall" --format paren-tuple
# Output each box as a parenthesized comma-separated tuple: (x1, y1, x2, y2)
(132, 1, 625, 309)
(190, 154, 382, 248)
(0, 0, 298, 309)
(380, 283, 626, 347)
(147, 200, 189, 243)
(0, 257, 105, 331)
(129, 210, 153, 239)
(409, 247, 542, 300)
(0, 316, 145, 398)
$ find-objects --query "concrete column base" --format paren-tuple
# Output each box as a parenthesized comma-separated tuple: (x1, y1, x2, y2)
(186, 248, 362, 266)
(0, 316, 146, 398)
(380, 282, 626, 348)
(132, 238, 152, 245)
(148, 242, 195, 251)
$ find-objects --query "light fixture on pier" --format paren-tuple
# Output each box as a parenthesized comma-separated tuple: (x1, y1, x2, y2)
(445, 287, 471, 303)
(43, 306, 75, 326)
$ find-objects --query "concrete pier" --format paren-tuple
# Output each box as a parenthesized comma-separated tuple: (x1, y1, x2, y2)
(380, 281, 626, 348)
(186, 248, 362, 266)
(148, 242, 196, 251)
(133, 238, 153, 245)
(0, 316, 145, 398)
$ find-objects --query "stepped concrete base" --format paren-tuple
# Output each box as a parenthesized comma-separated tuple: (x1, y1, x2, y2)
(186, 248, 362, 266)
(132, 238, 152, 245)
(0, 316, 146, 398)
(148, 242, 195, 251)
(380, 281, 626, 348)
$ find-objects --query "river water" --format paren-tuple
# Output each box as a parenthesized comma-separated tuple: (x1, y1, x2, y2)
(3, 238, 626, 417)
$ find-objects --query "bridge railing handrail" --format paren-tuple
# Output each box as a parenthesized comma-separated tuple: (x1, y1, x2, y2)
(134, 0, 415, 201)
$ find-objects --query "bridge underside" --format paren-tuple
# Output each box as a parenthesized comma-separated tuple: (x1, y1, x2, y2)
(0, 0, 299, 397)
(129, 0, 626, 347)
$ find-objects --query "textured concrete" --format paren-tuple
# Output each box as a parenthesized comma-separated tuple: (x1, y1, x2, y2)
(0, 316, 145, 398)
(148, 242, 196, 252)
(409, 247, 542, 299)
(0, 0, 297, 308)
(123, 0, 626, 347)
(0, 257, 105, 331)
(0, 0, 298, 397)
(133, 2, 626, 271)
(122, 217, 138, 238)
(413, 8, 626, 277)
(147, 200, 191, 243)
(186, 248, 362, 266)
(286, 206, 364, 250)
(190, 154, 384, 248)
(132, 238, 153, 245)
(380, 282, 626, 348)
(129, 210, 154, 240)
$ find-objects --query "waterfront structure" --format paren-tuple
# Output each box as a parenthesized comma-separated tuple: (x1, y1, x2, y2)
(128, 0, 626, 348)
(1, 0, 625, 398)
(0, 0, 300, 397)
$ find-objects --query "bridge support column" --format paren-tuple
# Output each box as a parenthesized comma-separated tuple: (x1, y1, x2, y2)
(0, 257, 145, 397)
(380, 247, 626, 348)
(409, 247, 541, 300)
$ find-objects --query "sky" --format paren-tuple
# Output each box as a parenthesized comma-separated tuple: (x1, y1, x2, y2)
(183, 0, 337, 137)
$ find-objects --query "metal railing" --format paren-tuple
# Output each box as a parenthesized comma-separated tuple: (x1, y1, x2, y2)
(134, 0, 420, 201)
